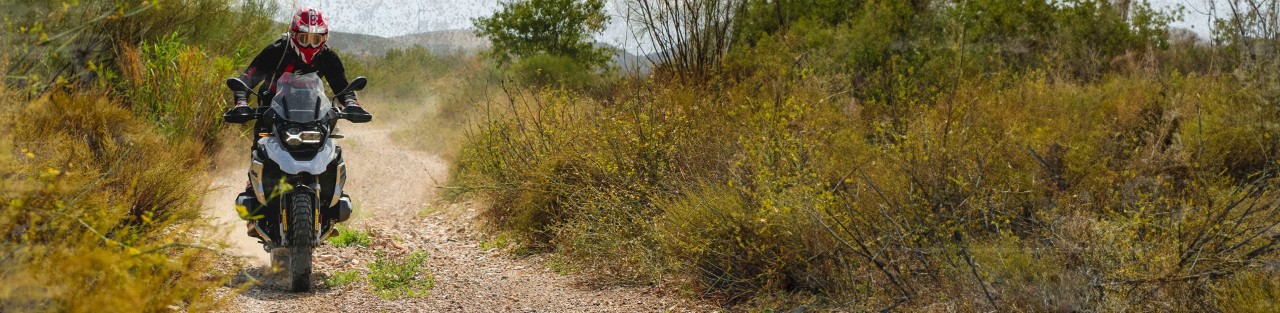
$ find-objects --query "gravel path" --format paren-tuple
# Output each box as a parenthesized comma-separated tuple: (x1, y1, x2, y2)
(202, 100, 712, 312)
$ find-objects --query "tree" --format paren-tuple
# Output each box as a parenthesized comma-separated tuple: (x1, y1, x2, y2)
(472, 0, 611, 70)
(626, 0, 745, 79)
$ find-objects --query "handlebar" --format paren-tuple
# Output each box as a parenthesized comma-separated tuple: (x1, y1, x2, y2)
(223, 76, 370, 124)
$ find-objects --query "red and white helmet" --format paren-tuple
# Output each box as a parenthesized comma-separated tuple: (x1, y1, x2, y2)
(290, 8, 329, 64)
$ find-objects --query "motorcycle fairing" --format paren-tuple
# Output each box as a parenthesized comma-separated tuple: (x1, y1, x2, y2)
(258, 135, 338, 175)
(249, 146, 347, 217)
(250, 152, 267, 203)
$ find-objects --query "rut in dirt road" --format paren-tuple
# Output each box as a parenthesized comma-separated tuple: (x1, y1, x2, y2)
(204, 103, 709, 312)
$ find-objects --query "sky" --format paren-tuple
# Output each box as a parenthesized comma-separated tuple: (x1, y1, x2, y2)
(1160, 0, 1226, 35)
(272, 0, 1226, 53)
(270, 0, 646, 51)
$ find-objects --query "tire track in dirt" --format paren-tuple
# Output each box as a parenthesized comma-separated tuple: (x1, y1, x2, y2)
(203, 97, 710, 312)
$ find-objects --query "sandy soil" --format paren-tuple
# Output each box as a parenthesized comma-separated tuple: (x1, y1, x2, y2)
(201, 99, 712, 312)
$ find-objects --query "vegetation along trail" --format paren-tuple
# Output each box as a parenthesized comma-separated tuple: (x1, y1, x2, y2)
(13, 0, 1280, 311)
(202, 94, 708, 312)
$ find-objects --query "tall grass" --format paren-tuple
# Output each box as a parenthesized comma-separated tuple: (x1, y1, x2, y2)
(2, 0, 277, 310)
(115, 33, 247, 149)
(1, 89, 229, 311)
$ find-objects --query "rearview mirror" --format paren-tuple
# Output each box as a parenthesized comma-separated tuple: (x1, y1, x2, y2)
(226, 78, 252, 93)
(338, 77, 367, 95)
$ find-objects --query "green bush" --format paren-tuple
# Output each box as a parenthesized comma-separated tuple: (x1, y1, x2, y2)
(348, 46, 451, 103)
(343, 47, 499, 161)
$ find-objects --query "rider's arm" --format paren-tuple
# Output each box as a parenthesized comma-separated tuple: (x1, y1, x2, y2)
(317, 48, 370, 122)
(317, 48, 357, 106)
(235, 38, 288, 106)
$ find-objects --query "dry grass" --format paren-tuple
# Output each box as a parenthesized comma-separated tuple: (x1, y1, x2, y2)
(451, 52, 1280, 312)
(1, 90, 232, 312)
(1, 1, 277, 310)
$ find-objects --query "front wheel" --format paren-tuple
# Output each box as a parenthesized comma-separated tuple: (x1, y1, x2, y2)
(288, 194, 315, 291)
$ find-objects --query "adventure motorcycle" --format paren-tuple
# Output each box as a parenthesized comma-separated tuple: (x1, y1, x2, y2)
(223, 72, 371, 291)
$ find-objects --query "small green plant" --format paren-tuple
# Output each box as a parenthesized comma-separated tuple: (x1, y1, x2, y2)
(480, 232, 511, 251)
(324, 269, 362, 288)
(368, 251, 435, 299)
(327, 226, 372, 247)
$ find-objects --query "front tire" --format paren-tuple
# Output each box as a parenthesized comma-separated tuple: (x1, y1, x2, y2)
(288, 194, 315, 292)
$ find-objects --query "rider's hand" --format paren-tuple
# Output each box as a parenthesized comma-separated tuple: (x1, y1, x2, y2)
(224, 102, 256, 124)
(342, 99, 372, 123)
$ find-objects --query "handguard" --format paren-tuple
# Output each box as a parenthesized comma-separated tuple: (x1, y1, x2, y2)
(342, 105, 372, 123)
(223, 106, 256, 123)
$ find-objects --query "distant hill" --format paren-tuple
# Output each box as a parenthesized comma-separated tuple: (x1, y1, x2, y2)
(329, 29, 651, 74)
(601, 43, 653, 75)
(390, 29, 490, 55)
(327, 32, 403, 57)
(328, 29, 487, 57)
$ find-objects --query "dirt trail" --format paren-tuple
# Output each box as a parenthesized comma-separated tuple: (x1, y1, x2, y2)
(203, 97, 708, 312)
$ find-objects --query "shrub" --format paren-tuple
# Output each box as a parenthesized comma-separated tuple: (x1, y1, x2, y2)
(625, 0, 745, 79)
(349, 46, 451, 104)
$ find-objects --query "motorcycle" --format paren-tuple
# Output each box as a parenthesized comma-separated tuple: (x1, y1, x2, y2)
(223, 72, 371, 291)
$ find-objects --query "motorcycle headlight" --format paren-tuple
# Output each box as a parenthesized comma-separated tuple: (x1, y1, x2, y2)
(284, 127, 324, 146)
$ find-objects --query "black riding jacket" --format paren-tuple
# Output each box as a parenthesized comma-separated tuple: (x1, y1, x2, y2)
(234, 34, 356, 105)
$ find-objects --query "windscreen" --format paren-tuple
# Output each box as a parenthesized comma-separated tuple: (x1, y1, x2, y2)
(270, 72, 333, 122)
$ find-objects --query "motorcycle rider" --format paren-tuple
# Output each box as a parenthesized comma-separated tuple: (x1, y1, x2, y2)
(226, 8, 371, 238)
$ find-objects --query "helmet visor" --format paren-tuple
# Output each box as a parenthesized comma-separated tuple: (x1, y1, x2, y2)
(294, 32, 326, 48)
